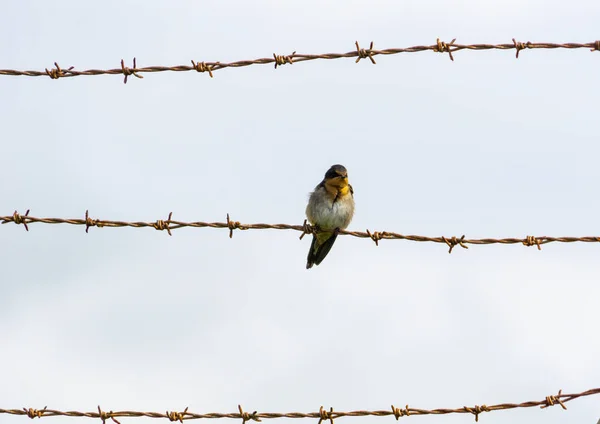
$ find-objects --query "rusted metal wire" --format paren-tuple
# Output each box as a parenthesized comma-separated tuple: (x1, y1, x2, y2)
(1, 39, 599, 83)
(2, 210, 600, 253)
(1, 388, 597, 423)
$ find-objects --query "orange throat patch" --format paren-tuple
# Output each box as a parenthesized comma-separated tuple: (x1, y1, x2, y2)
(324, 181, 350, 201)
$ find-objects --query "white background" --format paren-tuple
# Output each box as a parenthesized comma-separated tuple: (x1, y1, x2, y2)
(1, 1, 599, 423)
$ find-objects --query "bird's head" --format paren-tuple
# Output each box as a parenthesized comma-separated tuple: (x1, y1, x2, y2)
(323, 164, 349, 190)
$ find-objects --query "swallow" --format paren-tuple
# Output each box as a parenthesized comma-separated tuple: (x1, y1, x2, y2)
(305, 164, 355, 269)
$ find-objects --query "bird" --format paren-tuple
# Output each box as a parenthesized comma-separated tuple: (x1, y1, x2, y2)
(305, 164, 355, 269)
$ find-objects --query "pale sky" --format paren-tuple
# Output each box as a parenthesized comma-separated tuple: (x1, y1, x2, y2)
(1, 1, 599, 424)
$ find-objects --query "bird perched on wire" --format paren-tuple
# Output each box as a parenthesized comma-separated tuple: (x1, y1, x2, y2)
(305, 164, 355, 269)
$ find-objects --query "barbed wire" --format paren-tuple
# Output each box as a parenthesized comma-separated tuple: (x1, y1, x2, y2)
(2, 210, 600, 253)
(1, 39, 599, 83)
(2, 388, 598, 423)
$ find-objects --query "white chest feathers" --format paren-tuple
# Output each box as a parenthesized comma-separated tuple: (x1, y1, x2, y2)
(306, 191, 355, 230)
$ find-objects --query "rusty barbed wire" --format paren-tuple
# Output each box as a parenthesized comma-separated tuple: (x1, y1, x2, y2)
(1, 39, 599, 83)
(1, 388, 598, 423)
(2, 210, 600, 253)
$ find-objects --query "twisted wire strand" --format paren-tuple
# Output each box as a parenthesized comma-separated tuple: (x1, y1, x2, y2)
(2, 210, 600, 252)
(1, 39, 599, 83)
(1, 388, 598, 423)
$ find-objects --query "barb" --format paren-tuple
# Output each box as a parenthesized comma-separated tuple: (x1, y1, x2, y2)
(2, 210, 600, 252)
(1, 39, 598, 82)
(1, 388, 598, 422)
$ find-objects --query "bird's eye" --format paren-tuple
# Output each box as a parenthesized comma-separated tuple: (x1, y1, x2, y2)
(325, 167, 348, 180)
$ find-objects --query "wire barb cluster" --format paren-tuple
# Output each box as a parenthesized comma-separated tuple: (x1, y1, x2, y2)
(2, 210, 600, 253)
(1, 388, 597, 423)
(1, 39, 598, 83)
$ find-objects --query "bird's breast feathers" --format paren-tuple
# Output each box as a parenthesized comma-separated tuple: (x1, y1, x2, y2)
(306, 185, 354, 230)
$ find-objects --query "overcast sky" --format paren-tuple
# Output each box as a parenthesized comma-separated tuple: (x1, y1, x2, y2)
(1, 1, 599, 424)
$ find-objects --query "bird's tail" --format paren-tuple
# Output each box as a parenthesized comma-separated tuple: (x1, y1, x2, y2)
(306, 232, 338, 269)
